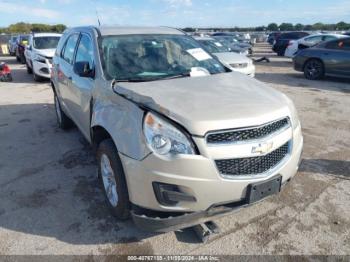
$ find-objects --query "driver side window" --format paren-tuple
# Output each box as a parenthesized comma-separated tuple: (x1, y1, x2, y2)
(75, 34, 94, 70)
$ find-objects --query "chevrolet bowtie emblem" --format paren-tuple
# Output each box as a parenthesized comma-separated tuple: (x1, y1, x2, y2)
(252, 142, 274, 154)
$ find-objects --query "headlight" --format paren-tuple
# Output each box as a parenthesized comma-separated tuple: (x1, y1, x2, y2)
(284, 95, 300, 129)
(143, 112, 195, 155)
(34, 54, 46, 63)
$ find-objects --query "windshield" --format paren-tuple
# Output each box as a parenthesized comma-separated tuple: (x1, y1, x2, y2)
(33, 36, 60, 49)
(198, 39, 230, 53)
(101, 34, 226, 81)
(20, 36, 29, 42)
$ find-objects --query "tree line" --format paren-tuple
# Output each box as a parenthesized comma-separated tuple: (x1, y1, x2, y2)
(183, 21, 350, 32)
(1, 21, 349, 34)
(0, 22, 66, 34)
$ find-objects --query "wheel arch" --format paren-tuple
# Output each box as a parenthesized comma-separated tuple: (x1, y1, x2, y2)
(91, 125, 113, 151)
(90, 98, 150, 160)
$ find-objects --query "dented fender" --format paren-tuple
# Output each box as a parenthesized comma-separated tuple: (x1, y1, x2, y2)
(90, 83, 151, 160)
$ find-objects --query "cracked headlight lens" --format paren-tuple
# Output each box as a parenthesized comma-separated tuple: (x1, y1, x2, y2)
(143, 112, 195, 155)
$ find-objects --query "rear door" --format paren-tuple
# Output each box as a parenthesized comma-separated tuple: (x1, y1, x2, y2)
(57, 33, 80, 116)
(323, 39, 350, 77)
(68, 33, 95, 138)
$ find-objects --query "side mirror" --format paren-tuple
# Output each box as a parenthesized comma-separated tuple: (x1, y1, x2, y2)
(73, 61, 94, 78)
(27, 45, 32, 51)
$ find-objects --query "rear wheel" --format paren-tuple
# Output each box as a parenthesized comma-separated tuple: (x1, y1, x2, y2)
(304, 59, 324, 80)
(277, 49, 284, 56)
(20, 55, 26, 64)
(54, 94, 73, 130)
(97, 139, 130, 220)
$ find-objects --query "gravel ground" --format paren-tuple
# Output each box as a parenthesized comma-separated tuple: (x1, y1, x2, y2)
(0, 43, 349, 256)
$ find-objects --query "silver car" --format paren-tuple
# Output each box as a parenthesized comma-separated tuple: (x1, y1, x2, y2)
(195, 37, 255, 77)
(51, 26, 303, 232)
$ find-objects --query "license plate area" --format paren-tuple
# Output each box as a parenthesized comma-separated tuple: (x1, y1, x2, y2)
(246, 176, 282, 204)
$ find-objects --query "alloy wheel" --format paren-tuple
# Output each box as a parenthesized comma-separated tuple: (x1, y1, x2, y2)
(100, 154, 118, 207)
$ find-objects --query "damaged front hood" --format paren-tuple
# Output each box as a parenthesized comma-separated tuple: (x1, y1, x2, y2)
(35, 49, 55, 58)
(114, 72, 291, 136)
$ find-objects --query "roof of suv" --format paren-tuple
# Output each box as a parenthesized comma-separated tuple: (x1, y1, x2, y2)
(96, 26, 184, 36)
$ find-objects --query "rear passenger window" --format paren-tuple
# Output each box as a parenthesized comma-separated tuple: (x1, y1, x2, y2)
(62, 34, 79, 64)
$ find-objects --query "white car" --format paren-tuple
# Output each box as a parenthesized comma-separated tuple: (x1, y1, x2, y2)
(25, 33, 62, 81)
(284, 34, 347, 58)
(195, 37, 255, 77)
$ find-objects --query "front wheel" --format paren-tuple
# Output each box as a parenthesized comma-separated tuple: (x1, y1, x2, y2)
(26, 63, 33, 74)
(33, 73, 42, 82)
(304, 59, 324, 80)
(97, 139, 130, 220)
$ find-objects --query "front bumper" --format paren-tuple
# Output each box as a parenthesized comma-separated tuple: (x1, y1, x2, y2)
(131, 177, 293, 232)
(33, 60, 52, 78)
(121, 123, 303, 214)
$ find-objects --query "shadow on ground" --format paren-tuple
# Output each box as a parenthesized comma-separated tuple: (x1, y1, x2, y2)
(300, 159, 350, 178)
(0, 103, 162, 249)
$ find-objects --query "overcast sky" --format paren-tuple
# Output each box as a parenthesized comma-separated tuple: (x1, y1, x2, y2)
(0, 0, 349, 27)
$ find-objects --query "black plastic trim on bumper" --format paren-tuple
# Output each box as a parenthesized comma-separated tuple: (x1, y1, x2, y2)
(131, 200, 246, 233)
(132, 177, 291, 233)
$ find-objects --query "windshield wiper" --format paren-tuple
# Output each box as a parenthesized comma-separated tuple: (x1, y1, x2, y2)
(158, 72, 191, 81)
(111, 72, 191, 84)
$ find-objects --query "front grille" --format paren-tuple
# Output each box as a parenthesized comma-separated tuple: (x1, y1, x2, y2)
(230, 63, 248, 68)
(207, 118, 289, 144)
(215, 142, 289, 176)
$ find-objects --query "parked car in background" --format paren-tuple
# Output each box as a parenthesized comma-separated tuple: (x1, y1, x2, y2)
(212, 34, 253, 55)
(51, 26, 303, 232)
(15, 34, 29, 63)
(195, 37, 255, 77)
(273, 32, 309, 56)
(24, 33, 62, 81)
(268, 32, 281, 45)
(212, 33, 253, 50)
(293, 37, 350, 80)
(212, 36, 250, 55)
(251, 33, 268, 43)
(285, 34, 347, 58)
(8, 35, 18, 56)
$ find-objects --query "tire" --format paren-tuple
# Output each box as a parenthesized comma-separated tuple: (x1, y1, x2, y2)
(304, 59, 324, 80)
(97, 139, 130, 220)
(33, 73, 42, 82)
(26, 63, 33, 74)
(20, 55, 26, 64)
(54, 94, 73, 130)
